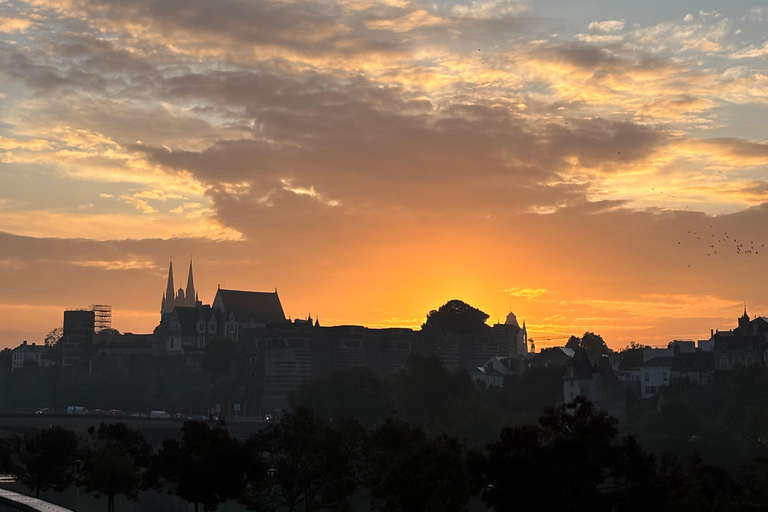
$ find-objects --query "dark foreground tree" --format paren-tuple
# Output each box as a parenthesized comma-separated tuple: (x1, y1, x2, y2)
(5, 426, 78, 498)
(483, 397, 657, 512)
(366, 420, 473, 512)
(78, 423, 154, 512)
(241, 407, 359, 512)
(158, 421, 246, 512)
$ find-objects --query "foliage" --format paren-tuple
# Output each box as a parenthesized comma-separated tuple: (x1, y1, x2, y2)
(422, 300, 490, 334)
(241, 407, 360, 512)
(482, 397, 657, 512)
(79, 423, 154, 512)
(566, 332, 612, 355)
(0, 348, 12, 371)
(44, 327, 63, 346)
(365, 420, 473, 512)
(4, 426, 79, 498)
(288, 366, 393, 427)
(158, 421, 246, 512)
(619, 341, 647, 370)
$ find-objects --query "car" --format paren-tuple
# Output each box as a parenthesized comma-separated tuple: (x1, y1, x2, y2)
(108, 409, 126, 417)
(34, 408, 51, 415)
(67, 406, 89, 415)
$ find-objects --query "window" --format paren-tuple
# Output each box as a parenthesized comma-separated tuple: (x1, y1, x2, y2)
(721, 357, 728, 367)
(747, 356, 754, 366)
(663, 372, 668, 382)
(645, 386, 651, 394)
(644, 372, 650, 382)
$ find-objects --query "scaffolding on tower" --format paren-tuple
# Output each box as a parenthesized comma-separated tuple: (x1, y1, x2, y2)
(91, 304, 112, 333)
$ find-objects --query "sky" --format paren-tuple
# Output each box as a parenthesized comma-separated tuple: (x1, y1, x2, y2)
(1, 0, 768, 350)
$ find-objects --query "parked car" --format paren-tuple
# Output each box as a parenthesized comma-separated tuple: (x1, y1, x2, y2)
(67, 406, 89, 415)
(150, 410, 170, 419)
(34, 408, 51, 415)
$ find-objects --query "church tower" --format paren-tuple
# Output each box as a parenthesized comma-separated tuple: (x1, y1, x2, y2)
(161, 257, 198, 317)
(185, 259, 196, 306)
(161, 258, 175, 315)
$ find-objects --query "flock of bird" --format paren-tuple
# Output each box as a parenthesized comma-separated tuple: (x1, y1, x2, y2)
(679, 225, 765, 267)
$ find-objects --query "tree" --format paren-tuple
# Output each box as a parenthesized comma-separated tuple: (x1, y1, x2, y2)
(365, 420, 472, 512)
(4, 426, 79, 498)
(619, 341, 647, 370)
(0, 348, 12, 371)
(388, 353, 478, 437)
(158, 421, 246, 512)
(288, 366, 393, 427)
(566, 335, 581, 351)
(44, 327, 63, 346)
(482, 397, 657, 512)
(565, 332, 611, 355)
(78, 423, 154, 512)
(422, 300, 489, 334)
(241, 407, 359, 512)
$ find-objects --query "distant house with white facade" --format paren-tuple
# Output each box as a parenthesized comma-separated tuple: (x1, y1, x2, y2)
(11, 341, 50, 372)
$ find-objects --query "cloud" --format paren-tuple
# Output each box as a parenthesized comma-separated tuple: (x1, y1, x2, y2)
(451, 0, 530, 20)
(504, 287, 547, 299)
(588, 20, 625, 33)
(365, 10, 448, 32)
(0, 16, 34, 33)
(729, 41, 768, 59)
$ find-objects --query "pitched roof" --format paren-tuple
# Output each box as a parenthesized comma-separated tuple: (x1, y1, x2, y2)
(174, 307, 202, 336)
(640, 356, 675, 368)
(215, 289, 286, 323)
(671, 352, 714, 373)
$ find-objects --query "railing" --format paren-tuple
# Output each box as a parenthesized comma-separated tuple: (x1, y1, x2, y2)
(0, 488, 73, 512)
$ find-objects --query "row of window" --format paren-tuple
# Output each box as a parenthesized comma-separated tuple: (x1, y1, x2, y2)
(643, 372, 669, 382)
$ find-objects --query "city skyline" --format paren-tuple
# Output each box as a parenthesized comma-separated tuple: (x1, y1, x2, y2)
(2, 1, 768, 348)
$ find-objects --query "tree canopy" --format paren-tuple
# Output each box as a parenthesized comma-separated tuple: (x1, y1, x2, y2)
(158, 421, 246, 512)
(79, 423, 154, 512)
(422, 300, 489, 334)
(566, 332, 612, 355)
(5, 426, 79, 498)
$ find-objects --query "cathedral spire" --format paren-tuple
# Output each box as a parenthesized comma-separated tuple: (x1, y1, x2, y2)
(186, 258, 195, 305)
(165, 258, 175, 299)
(162, 257, 175, 315)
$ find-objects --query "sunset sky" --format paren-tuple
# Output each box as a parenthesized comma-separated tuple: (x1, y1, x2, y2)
(2, 0, 768, 349)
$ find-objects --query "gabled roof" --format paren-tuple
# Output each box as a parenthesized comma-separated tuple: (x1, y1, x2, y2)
(214, 288, 286, 324)
(671, 352, 714, 373)
(640, 356, 674, 368)
(174, 307, 202, 337)
(571, 349, 594, 379)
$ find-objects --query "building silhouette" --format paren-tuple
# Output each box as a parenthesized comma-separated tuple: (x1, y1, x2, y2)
(161, 258, 198, 315)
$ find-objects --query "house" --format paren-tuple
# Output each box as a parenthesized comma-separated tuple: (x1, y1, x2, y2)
(639, 357, 673, 399)
(670, 351, 714, 386)
(11, 341, 50, 371)
(470, 356, 523, 388)
(709, 309, 765, 370)
(563, 350, 626, 419)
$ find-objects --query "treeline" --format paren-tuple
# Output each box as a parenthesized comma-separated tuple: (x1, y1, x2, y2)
(627, 365, 768, 471)
(288, 353, 566, 446)
(3, 399, 768, 512)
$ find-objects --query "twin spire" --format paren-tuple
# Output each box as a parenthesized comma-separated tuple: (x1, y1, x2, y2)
(161, 257, 198, 315)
